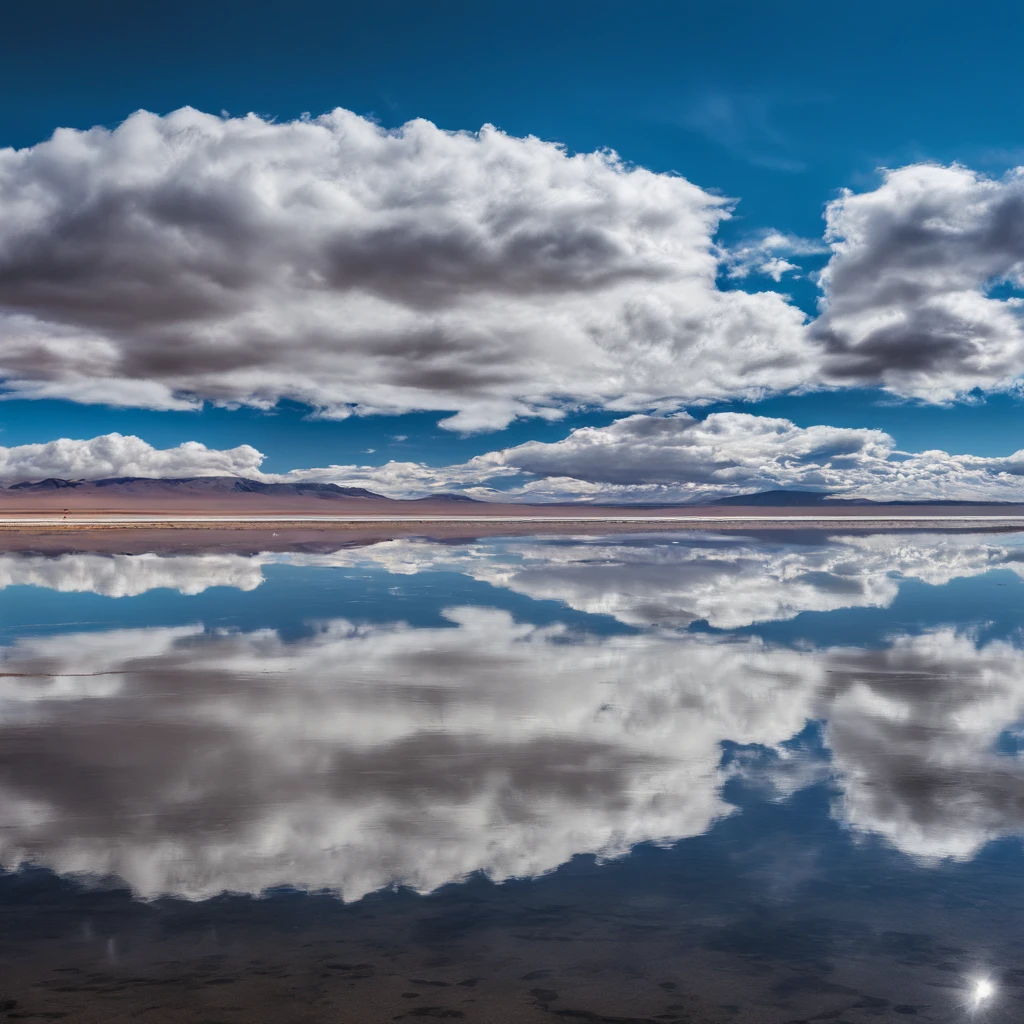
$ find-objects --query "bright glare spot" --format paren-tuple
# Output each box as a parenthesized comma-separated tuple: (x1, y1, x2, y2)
(973, 978, 995, 1006)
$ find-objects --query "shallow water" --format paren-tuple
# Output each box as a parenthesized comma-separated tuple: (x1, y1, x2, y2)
(1, 529, 1022, 1022)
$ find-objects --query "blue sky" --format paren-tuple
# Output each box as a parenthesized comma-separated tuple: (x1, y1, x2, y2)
(3, 0, 1024, 498)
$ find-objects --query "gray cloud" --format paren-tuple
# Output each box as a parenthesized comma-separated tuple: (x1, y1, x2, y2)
(6, 111, 1024, 415)
(487, 412, 891, 489)
(0, 107, 812, 431)
(815, 163, 1024, 399)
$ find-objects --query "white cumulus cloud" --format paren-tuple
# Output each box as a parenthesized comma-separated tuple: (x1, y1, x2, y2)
(0, 106, 813, 431)
(10, 412, 1024, 503)
(0, 433, 263, 484)
(273, 411, 1024, 503)
(722, 230, 827, 282)
(5, 114, 1024, 417)
(815, 163, 1024, 400)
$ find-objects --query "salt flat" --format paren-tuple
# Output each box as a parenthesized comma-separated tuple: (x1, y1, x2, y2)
(4, 511, 1024, 529)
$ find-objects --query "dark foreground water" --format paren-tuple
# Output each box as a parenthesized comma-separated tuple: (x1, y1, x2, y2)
(2, 529, 1024, 1022)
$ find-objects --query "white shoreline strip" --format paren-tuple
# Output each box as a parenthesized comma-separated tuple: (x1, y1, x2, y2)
(4, 515, 1024, 525)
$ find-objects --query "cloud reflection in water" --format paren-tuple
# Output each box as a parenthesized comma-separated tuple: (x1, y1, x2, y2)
(6, 529, 1024, 628)
(1, 559, 1023, 901)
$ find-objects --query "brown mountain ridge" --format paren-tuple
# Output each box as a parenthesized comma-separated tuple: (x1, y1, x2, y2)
(0, 478, 1022, 519)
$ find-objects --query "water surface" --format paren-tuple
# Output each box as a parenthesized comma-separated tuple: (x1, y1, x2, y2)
(1, 530, 1022, 1021)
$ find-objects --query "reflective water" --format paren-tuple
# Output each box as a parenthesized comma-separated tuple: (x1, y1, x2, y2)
(2, 529, 1023, 1021)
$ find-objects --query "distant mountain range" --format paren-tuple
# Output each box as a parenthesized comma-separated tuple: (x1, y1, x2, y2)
(3, 477, 480, 502)
(708, 489, 1019, 507)
(0, 478, 1017, 508)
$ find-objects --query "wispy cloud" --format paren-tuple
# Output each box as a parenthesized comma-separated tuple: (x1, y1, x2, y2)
(721, 231, 828, 282)
(680, 92, 807, 172)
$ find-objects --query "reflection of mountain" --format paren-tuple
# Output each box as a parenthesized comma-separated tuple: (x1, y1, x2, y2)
(1, 611, 1022, 901)
(7, 532, 1024, 626)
